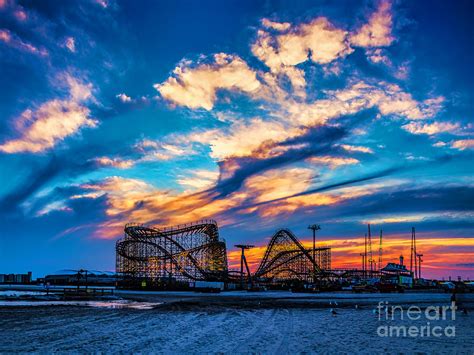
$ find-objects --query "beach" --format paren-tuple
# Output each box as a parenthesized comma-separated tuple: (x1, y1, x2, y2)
(1, 291, 473, 353)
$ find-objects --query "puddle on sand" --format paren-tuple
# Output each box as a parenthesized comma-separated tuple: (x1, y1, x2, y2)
(0, 300, 161, 309)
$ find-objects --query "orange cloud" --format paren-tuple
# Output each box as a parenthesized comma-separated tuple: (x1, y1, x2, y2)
(402, 121, 461, 135)
(282, 82, 443, 130)
(261, 18, 291, 31)
(177, 169, 219, 191)
(229, 234, 474, 279)
(451, 139, 474, 150)
(307, 155, 359, 168)
(350, 0, 394, 48)
(366, 48, 391, 65)
(155, 53, 260, 110)
(252, 17, 352, 71)
(239, 171, 395, 218)
(207, 118, 304, 160)
(161, 80, 440, 165)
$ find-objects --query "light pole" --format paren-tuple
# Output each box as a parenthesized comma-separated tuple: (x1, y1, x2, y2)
(308, 224, 321, 284)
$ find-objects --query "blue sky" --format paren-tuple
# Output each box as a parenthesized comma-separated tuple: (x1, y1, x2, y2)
(0, 0, 473, 278)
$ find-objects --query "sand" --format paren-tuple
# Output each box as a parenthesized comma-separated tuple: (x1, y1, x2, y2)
(1, 292, 473, 353)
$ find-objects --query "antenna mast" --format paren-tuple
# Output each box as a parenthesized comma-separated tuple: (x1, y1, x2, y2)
(378, 230, 383, 271)
(410, 227, 417, 279)
(367, 224, 373, 276)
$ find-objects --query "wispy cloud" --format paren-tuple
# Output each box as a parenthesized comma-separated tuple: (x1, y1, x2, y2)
(0, 28, 48, 57)
(63, 37, 76, 53)
(307, 155, 359, 168)
(0, 74, 96, 153)
(93, 157, 134, 169)
(402, 121, 461, 135)
(340, 144, 374, 154)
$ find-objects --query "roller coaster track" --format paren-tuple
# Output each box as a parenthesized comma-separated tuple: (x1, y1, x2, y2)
(116, 219, 228, 282)
(254, 229, 326, 281)
(117, 220, 331, 285)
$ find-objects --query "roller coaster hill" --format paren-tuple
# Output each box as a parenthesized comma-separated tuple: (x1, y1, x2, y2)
(116, 219, 334, 290)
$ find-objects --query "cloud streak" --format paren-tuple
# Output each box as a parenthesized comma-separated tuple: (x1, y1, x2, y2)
(0, 74, 96, 153)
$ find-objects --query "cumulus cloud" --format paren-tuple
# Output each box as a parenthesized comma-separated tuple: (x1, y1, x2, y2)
(451, 139, 474, 150)
(366, 48, 391, 65)
(350, 0, 394, 48)
(155, 53, 261, 110)
(154, 2, 397, 112)
(116, 93, 132, 103)
(160, 80, 443, 167)
(279, 81, 443, 134)
(250, 0, 394, 88)
(0, 75, 96, 153)
(331, 82, 443, 120)
(252, 17, 352, 71)
(402, 121, 461, 135)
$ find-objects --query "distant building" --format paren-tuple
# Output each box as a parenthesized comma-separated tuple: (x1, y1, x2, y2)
(0, 272, 32, 284)
(44, 270, 117, 285)
(380, 256, 413, 287)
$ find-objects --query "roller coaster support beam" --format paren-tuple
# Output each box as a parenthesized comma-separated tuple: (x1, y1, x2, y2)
(235, 244, 254, 289)
(308, 224, 321, 284)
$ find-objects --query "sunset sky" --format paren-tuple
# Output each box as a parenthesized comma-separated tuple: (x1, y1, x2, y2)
(0, 0, 473, 279)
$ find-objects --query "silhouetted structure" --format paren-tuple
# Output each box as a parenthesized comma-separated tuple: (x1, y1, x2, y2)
(44, 270, 116, 285)
(308, 224, 321, 282)
(0, 272, 32, 284)
(116, 221, 333, 289)
(378, 230, 383, 271)
(417, 253, 423, 279)
(116, 220, 228, 288)
(410, 227, 418, 279)
(254, 229, 331, 284)
(235, 244, 254, 288)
